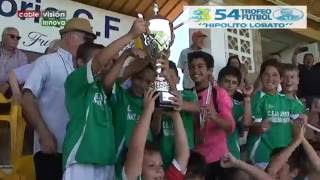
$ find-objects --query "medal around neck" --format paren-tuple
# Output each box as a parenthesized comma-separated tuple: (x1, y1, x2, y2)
(139, 2, 175, 110)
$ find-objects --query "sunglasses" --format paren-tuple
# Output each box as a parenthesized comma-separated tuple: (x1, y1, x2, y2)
(83, 36, 94, 43)
(8, 34, 21, 40)
(72, 31, 94, 42)
(83, 33, 96, 42)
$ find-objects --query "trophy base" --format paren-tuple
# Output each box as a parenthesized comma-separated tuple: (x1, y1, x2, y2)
(155, 91, 176, 110)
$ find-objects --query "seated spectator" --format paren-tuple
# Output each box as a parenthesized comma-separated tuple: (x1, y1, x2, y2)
(0, 27, 28, 97)
(123, 89, 190, 180)
(8, 39, 61, 102)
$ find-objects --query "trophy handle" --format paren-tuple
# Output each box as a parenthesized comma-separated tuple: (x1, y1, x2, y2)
(137, 13, 150, 47)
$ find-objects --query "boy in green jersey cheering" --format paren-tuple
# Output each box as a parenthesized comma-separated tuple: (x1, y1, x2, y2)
(248, 59, 304, 169)
(63, 19, 146, 180)
(218, 66, 253, 159)
(281, 64, 305, 114)
(152, 60, 198, 168)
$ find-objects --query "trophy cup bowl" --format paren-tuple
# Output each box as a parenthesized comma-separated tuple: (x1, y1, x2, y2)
(139, 3, 176, 109)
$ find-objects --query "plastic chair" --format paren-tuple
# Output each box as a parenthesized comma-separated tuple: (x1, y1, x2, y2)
(9, 155, 35, 180)
(0, 157, 35, 180)
(1, 122, 34, 180)
(15, 105, 26, 162)
(1, 174, 26, 180)
(0, 169, 7, 178)
(0, 93, 34, 180)
(0, 93, 26, 163)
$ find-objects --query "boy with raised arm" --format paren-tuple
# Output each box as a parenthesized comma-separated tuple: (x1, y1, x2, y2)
(123, 89, 190, 180)
(62, 19, 146, 180)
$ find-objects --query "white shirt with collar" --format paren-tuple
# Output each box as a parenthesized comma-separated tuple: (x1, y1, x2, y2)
(178, 48, 194, 90)
(23, 48, 75, 153)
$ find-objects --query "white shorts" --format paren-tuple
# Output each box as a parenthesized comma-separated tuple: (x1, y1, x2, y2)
(63, 163, 115, 180)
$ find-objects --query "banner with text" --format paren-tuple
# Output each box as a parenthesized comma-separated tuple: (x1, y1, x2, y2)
(0, 0, 135, 53)
(184, 6, 307, 29)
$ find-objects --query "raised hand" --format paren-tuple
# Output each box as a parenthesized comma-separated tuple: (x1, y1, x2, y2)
(143, 88, 159, 113)
(202, 104, 218, 122)
(128, 18, 147, 39)
(293, 46, 302, 55)
(242, 83, 254, 97)
(220, 153, 239, 168)
(169, 91, 183, 111)
(11, 92, 22, 104)
(261, 119, 272, 132)
(39, 130, 57, 154)
(292, 118, 306, 141)
(126, 47, 147, 59)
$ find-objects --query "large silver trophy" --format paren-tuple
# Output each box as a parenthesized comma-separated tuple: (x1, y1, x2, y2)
(138, 2, 175, 109)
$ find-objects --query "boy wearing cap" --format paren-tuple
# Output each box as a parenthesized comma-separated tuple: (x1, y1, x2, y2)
(22, 18, 96, 180)
(178, 30, 207, 90)
(62, 19, 146, 180)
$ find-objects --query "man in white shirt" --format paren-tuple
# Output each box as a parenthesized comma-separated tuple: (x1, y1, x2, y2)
(21, 18, 96, 180)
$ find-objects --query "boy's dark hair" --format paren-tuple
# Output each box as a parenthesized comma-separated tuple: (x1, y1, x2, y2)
(145, 141, 160, 153)
(259, 58, 282, 77)
(76, 42, 104, 64)
(303, 53, 314, 60)
(281, 63, 299, 76)
(168, 60, 179, 77)
(226, 55, 241, 68)
(221, 168, 251, 180)
(131, 63, 156, 79)
(218, 66, 242, 85)
(186, 151, 206, 176)
(187, 51, 214, 69)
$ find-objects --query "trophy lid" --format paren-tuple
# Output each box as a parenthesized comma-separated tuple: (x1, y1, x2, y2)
(148, 1, 166, 20)
(153, 2, 159, 15)
(140, 1, 174, 59)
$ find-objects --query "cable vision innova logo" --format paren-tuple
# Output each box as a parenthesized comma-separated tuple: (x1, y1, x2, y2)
(273, 8, 304, 22)
(191, 8, 212, 22)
